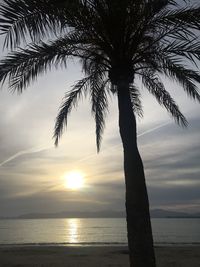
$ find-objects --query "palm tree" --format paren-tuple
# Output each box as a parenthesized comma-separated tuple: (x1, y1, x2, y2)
(0, 0, 200, 266)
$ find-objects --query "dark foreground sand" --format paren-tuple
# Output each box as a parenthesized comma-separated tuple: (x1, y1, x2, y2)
(0, 246, 200, 267)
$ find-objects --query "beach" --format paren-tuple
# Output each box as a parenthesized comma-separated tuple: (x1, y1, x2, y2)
(0, 246, 199, 267)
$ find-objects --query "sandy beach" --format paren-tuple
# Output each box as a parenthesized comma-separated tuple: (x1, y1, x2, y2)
(0, 246, 199, 267)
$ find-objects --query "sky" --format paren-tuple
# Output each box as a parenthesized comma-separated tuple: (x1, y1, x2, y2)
(0, 32, 200, 216)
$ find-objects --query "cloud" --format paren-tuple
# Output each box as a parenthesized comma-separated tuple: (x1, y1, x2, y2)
(0, 145, 53, 167)
(1, 116, 200, 216)
(0, 34, 200, 216)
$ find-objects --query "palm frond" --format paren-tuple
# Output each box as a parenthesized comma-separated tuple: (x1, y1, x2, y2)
(154, 4, 200, 31)
(161, 58, 200, 102)
(0, 35, 83, 92)
(81, 48, 110, 75)
(54, 77, 90, 146)
(0, 0, 74, 49)
(141, 71, 188, 126)
(163, 40, 200, 66)
(79, 49, 110, 151)
(129, 85, 143, 118)
(90, 72, 109, 152)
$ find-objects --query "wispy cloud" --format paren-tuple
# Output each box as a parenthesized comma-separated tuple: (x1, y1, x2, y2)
(0, 144, 53, 167)
(138, 121, 170, 138)
(0, 121, 171, 168)
(75, 121, 171, 164)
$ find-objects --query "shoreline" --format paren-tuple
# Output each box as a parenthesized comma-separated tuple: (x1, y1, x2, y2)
(1, 242, 200, 247)
(0, 245, 200, 267)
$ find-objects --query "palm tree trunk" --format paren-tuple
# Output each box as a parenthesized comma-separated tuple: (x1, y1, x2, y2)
(117, 81, 156, 267)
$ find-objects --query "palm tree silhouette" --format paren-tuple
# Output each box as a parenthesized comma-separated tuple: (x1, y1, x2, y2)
(0, 1, 200, 266)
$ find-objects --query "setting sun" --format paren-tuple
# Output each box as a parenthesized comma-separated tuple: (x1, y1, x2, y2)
(64, 171, 84, 190)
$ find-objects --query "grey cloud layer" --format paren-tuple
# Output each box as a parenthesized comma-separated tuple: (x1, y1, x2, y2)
(0, 35, 200, 216)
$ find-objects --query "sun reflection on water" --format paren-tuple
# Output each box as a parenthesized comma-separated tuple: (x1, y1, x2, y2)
(67, 218, 79, 244)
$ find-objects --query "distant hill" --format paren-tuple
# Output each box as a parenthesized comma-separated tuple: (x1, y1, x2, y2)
(16, 210, 125, 219)
(150, 209, 194, 218)
(1, 209, 200, 219)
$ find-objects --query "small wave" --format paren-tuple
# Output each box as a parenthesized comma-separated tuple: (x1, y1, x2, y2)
(1, 241, 200, 248)
(0, 242, 128, 247)
(154, 242, 200, 247)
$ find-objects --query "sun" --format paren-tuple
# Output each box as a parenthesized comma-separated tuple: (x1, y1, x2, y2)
(64, 171, 84, 190)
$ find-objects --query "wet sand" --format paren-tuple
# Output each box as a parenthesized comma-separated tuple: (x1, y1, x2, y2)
(0, 246, 200, 267)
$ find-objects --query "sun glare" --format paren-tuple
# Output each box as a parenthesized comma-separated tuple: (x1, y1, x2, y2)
(64, 171, 84, 190)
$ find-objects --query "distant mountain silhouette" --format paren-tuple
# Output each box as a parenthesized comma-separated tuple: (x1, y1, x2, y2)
(17, 210, 125, 219)
(1, 209, 200, 219)
(150, 209, 196, 218)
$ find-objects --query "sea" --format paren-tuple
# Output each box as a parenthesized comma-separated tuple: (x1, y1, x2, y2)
(0, 218, 200, 246)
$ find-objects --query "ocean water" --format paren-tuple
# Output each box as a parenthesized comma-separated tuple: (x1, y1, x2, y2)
(0, 218, 199, 246)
